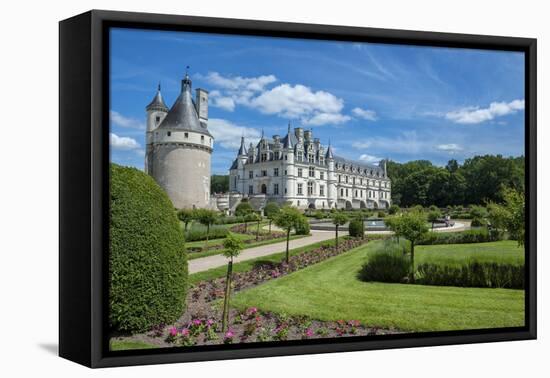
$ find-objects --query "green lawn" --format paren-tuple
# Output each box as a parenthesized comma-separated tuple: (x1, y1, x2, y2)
(415, 240, 524, 266)
(231, 240, 524, 332)
(189, 237, 350, 285)
(110, 340, 157, 351)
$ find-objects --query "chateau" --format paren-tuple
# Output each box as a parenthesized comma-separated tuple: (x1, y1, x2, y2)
(145, 73, 213, 209)
(229, 126, 391, 210)
(144, 72, 391, 212)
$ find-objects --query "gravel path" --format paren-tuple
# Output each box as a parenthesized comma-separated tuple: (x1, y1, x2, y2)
(188, 229, 344, 274)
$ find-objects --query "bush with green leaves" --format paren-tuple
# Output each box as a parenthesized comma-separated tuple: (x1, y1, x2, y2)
(417, 261, 524, 289)
(294, 216, 311, 235)
(348, 217, 365, 238)
(418, 228, 502, 245)
(377, 211, 387, 218)
(109, 164, 187, 333)
(358, 240, 410, 283)
(314, 210, 327, 220)
(185, 224, 229, 242)
(388, 204, 400, 215)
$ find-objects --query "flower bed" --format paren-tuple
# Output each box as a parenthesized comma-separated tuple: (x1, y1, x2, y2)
(110, 236, 399, 348)
(186, 227, 287, 254)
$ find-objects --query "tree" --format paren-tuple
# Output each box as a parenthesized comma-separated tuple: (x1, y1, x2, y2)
(273, 206, 304, 263)
(388, 210, 428, 282)
(247, 212, 262, 241)
(211, 175, 229, 193)
(331, 213, 349, 250)
(388, 204, 400, 215)
(264, 202, 280, 234)
(427, 208, 442, 231)
(235, 201, 254, 232)
(487, 187, 525, 246)
(194, 209, 218, 250)
(177, 208, 195, 232)
(221, 232, 244, 331)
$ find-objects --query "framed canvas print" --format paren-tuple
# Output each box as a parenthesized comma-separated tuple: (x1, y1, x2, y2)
(59, 10, 537, 368)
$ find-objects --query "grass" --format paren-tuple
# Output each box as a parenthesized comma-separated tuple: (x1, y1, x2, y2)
(109, 340, 157, 351)
(415, 240, 524, 267)
(189, 236, 349, 285)
(231, 240, 524, 332)
(186, 233, 307, 260)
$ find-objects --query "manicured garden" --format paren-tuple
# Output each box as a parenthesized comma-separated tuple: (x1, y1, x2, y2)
(230, 240, 525, 332)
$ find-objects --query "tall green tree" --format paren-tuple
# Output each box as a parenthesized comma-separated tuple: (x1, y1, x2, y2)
(194, 209, 218, 250)
(264, 202, 280, 234)
(487, 187, 525, 246)
(331, 212, 349, 250)
(273, 206, 304, 263)
(221, 232, 244, 331)
(211, 175, 229, 193)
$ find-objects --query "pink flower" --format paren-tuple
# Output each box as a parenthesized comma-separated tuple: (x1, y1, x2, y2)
(192, 319, 202, 326)
(305, 328, 314, 337)
(225, 330, 234, 338)
(206, 319, 214, 327)
(181, 328, 190, 337)
(169, 327, 178, 337)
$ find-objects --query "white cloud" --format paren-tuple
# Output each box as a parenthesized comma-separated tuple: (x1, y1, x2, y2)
(110, 133, 141, 150)
(445, 99, 524, 124)
(110, 110, 145, 130)
(352, 107, 378, 121)
(302, 112, 351, 126)
(359, 154, 382, 164)
(204, 72, 350, 126)
(208, 118, 261, 149)
(203, 72, 277, 92)
(436, 143, 463, 153)
(351, 141, 372, 149)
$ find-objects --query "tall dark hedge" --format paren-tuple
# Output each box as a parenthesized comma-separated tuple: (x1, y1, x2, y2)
(109, 164, 188, 333)
(348, 218, 365, 238)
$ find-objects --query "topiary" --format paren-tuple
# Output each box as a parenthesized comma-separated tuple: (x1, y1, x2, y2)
(109, 163, 188, 333)
(348, 217, 365, 238)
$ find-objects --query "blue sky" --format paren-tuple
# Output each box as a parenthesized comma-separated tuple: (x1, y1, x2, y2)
(109, 27, 525, 174)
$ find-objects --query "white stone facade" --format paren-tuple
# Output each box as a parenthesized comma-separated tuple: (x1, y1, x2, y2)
(229, 127, 391, 210)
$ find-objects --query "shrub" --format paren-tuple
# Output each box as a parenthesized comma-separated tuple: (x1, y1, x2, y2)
(314, 210, 326, 220)
(358, 241, 410, 283)
(418, 228, 502, 245)
(470, 217, 486, 227)
(377, 211, 387, 218)
(388, 204, 400, 215)
(215, 216, 245, 225)
(294, 216, 311, 235)
(185, 224, 229, 242)
(348, 218, 365, 238)
(417, 261, 524, 289)
(235, 201, 254, 217)
(109, 164, 187, 333)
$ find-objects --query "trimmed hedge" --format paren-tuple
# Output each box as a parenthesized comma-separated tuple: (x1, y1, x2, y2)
(110, 164, 188, 333)
(185, 224, 229, 242)
(348, 218, 365, 238)
(418, 228, 502, 245)
(417, 261, 524, 289)
(358, 241, 410, 283)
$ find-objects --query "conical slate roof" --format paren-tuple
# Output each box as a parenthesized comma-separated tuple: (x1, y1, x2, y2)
(237, 136, 247, 156)
(146, 84, 168, 112)
(325, 142, 334, 159)
(158, 74, 212, 137)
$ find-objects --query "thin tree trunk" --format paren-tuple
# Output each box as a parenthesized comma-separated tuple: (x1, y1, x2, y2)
(185, 222, 189, 232)
(204, 224, 210, 250)
(269, 220, 272, 234)
(335, 225, 339, 250)
(222, 258, 233, 332)
(410, 241, 415, 283)
(244, 221, 248, 233)
(256, 220, 260, 241)
(285, 229, 290, 263)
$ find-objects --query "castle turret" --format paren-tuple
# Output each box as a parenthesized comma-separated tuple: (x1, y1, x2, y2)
(326, 141, 337, 208)
(145, 84, 168, 174)
(148, 72, 214, 209)
(283, 123, 296, 198)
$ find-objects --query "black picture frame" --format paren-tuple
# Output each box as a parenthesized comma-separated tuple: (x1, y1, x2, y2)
(59, 9, 537, 368)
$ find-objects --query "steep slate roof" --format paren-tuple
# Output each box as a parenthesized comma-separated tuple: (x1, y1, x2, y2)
(158, 74, 212, 137)
(146, 84, 169, 112)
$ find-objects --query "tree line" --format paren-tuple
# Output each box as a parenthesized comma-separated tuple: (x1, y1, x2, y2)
(387, 155, 524, 207)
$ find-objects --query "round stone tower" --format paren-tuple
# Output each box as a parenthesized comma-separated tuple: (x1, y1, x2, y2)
(147, 72, 214, 209)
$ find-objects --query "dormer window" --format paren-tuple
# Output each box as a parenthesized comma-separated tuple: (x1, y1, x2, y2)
(201, 135, 205, 144)
(167, 131, 171, 137)
(155, 116, 161, 124)
(184, 132, 189, 138)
